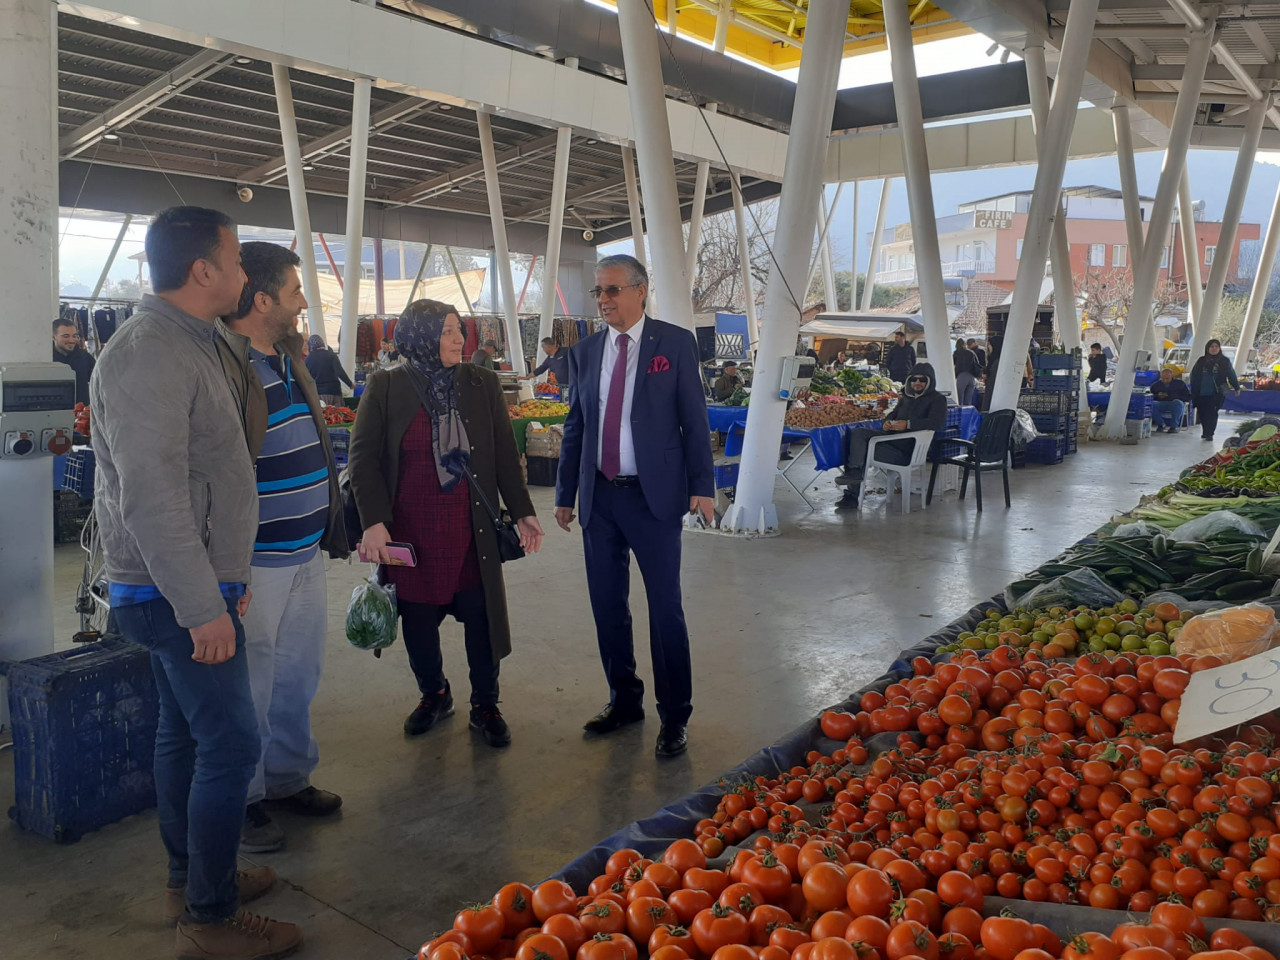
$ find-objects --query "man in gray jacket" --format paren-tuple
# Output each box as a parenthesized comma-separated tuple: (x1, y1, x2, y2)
(92, 206, 302, 960)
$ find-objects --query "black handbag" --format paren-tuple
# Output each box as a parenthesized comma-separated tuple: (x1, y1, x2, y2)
(405, 371, 526, 563)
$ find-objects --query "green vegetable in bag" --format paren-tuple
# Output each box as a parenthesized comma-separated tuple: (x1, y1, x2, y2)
(346, 576, 398, 650)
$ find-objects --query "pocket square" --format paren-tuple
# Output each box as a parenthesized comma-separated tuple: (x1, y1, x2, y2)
(647, 356, 671, 374)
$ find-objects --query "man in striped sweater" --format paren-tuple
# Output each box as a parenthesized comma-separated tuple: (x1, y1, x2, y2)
(218, 242, 350, 854)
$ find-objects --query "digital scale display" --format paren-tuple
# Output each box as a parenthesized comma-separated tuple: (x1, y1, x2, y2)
(2, 380, 77, 412)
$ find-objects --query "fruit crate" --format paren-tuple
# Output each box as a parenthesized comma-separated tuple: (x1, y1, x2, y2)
(53, 491, 92, 545)
(6, 638, 159, 842)
(1031, 413, 1073, 435)
(62, 449, 95, 500)
(1031, 352, 1081, 372)
(327, 427, 350, 468)
(1128, 394, 1154, 419)
(525, 455, 559, 487)
(1031, 374, 1079, 392)
(1026, 435, 1067, 465)
(1018, 391, 1079, 415)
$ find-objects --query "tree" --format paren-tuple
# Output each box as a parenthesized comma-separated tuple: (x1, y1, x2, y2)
(689, 199, 779, 314)
(1077, 267, 1183, 352)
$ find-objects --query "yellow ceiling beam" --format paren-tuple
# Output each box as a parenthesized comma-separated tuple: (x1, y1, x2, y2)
(595, 1, 972, 72)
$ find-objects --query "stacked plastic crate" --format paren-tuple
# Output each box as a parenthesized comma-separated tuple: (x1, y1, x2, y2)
(1019, 351, 1082, 465)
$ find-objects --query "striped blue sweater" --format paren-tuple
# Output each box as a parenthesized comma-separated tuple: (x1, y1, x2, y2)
(249, 348, 331, 567)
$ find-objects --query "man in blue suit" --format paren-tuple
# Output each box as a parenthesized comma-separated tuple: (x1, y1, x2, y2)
(555, 255, 715, 758)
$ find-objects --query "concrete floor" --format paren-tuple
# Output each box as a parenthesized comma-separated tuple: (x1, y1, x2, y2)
(1, 425, 1229, 960)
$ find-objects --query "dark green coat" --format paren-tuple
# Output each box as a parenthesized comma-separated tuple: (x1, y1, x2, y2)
(347, 364, 536, 661)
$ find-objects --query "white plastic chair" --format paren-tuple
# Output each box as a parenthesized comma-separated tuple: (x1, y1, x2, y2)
(859, 430, 935, 514)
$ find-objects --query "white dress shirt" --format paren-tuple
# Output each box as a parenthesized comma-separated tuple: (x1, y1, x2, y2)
(597, 315, 645, 477)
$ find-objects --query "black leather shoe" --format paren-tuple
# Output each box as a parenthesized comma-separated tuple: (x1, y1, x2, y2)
(268, 785, 343, 817)
(655, 724, 688, 758)
(583, 703, 645, 735)
(469, 704, 512, 747)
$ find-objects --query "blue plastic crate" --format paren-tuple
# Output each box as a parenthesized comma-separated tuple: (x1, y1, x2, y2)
(1128, 395, 1154, 419)
(1032, 352, 1081, 372)
(1031, 374, 1079, 392)
(1031, 413, 1072, 435)
(1026, 435, 1068, 464)
(1019, 391, 1079, 415)
(714, 462, 740, 490)
(7, 638, 159, 843)
(52, 453, 67, 491)
(62, 449, 94, 500)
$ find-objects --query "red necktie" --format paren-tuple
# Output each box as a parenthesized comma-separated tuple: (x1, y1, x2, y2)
(601, 333, 630, 480)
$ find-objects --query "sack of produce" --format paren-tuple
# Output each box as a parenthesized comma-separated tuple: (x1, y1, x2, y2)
(346, 575, 398, 651)
(1006, 568, 1129, 612)
(1169, 510, 1266, 543)
(1173, 601, 1280, 661)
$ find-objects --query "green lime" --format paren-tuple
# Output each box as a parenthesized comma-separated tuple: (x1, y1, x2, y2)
(1121, 635, 1145, 651)
(1147, 639, 1170, 656)
(1103, 632, 1123, 650)
(1089, 636, 1107, 653)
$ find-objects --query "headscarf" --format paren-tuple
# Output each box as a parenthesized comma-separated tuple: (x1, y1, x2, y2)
(307, 334, 325, 353)
(395, 299, 470, 490)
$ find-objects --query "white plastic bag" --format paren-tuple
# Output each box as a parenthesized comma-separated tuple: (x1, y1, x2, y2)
(1111, 520, 1167, 538)
(1007, 568, 1130, 611)
(1012, 409, 1038, 445)
(1170, 511, 1266, 543)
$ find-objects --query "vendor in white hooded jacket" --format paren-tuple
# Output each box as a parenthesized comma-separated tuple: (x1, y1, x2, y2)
(836, 362, 948, 508)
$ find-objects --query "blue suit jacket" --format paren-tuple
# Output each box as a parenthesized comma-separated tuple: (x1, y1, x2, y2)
(555, 317, 714, 527)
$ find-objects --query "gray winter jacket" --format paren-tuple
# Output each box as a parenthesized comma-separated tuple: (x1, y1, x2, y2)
(90, 294, 258, 629)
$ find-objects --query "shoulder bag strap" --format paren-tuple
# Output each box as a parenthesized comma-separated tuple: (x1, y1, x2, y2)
(402, 369, 507, 526)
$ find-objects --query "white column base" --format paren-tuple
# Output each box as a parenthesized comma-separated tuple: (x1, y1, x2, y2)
(720, 500, 780, 537)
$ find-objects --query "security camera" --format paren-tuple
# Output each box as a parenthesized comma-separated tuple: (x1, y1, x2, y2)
(582, 229, 595, 242)
(237, 186, 254, 203)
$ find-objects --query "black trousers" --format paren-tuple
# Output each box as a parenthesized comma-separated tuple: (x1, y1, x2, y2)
(398, 584, 499, 707)
(844, 429, 914, 483)
(582, 476, 693, 726)
(1193, 395, 1224, 439)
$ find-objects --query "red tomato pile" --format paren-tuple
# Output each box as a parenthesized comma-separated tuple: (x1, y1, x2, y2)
(419, 647, 1280, 960)
(73, 402, 90, 437)
(322, 404, 355, 425)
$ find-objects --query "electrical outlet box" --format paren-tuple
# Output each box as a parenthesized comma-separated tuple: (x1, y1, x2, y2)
(0, 363, 77, 459)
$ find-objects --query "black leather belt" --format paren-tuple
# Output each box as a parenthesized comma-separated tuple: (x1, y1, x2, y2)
(601, 473, 641, 488)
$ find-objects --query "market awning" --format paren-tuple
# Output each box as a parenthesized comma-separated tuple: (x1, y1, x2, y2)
(801, 313, 925, 340)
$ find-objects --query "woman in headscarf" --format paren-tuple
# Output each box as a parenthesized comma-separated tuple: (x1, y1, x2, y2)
(348, 300, 543, 747)
(303, 333, 354, 406)
(1187, 338, 1242, 441)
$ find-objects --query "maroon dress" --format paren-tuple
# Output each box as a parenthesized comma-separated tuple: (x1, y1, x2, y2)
(385, 408, 481, 605)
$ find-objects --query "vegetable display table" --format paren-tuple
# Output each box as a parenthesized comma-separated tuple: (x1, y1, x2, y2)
(1222, 389, 1280, 415)
(706, 404, 746, 433)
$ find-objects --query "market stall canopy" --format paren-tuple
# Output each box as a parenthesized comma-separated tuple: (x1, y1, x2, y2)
(316, 268, 486, 346)
(801, 313, 926, 341)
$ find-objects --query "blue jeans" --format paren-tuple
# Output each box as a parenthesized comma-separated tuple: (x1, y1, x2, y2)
(112, 596, 258, 923)
(1153, 399, 1185, 430)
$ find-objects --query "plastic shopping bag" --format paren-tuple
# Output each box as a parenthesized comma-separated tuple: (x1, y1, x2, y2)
(1006, 568, 1130, 612)
(1173, 602, 1280, 661)
(1170, 511, 1266, 543)
(346, 575, 398, 652)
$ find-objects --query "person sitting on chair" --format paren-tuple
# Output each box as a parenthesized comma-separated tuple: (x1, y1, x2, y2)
(836, 363, 947, 509)
(1149, 366, 1192, 434)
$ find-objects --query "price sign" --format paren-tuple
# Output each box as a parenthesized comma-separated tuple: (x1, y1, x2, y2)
(1175, 648, 1280, 743)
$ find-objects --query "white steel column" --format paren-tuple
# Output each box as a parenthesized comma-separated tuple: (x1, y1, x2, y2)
(988, 0, 1099, 412)
(1238, 174, 1280, 358)
(1190, 94, 1267, 359)
(862, 178, 891, 311)
(446, 247, 471, 309)
(273, 64, 326, 341)
(1113, 104, 1145, 265)
(1178, 169, 1203, 329)
(1022, 43, 1080, 356)
(885, 0, 957, 397)
(90, 214, 133, 301)
(617, 0, 695, 329)
(805, 182, 845, 294)
(540, 58, 577, 343)
(713, 0, 732, 52)
(339, 76, 372, 373)
(405, 243, 432, 310)
(722, 0, 847, 536)
(477, 110, 527, 374)
(686, 104, 718, 292)
(1, 0, 59, 699)
(820, 194, 839, 310)
(850, 180, 860, 305)
(621, 144, 647, 269)
(1105, 27, 1213, 438)
(730, 169, 759, 350)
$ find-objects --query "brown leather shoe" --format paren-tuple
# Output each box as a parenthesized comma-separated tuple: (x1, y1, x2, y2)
(164, 866, 278, 926)
(175, 909, 301, 960)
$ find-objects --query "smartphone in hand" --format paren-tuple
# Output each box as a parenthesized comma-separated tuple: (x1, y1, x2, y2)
(358, 541, 418, 566)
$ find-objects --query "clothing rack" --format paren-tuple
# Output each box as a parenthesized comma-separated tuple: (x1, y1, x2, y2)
(59, 297, 139, 356)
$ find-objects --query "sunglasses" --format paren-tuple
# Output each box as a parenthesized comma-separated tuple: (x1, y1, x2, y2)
(907, 376, 928, 383)
(590, 283, 641, 299)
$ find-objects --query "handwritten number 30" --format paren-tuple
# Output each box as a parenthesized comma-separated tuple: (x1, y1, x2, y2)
(1208, 658, 1280, 716)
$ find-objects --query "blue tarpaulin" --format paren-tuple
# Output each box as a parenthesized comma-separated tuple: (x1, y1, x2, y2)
(1223, 390, 1280, 414)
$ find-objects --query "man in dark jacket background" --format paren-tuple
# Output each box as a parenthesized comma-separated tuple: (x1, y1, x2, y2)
(885, 330, 916, 383)
(1087, 343, 1108, 385)
(837, 362, 948, 508)
(1149, 366, 1192, 433)
(53, 317, 95, 404)
(218, 242, 350, 856)
(304, 335, 353, 406)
